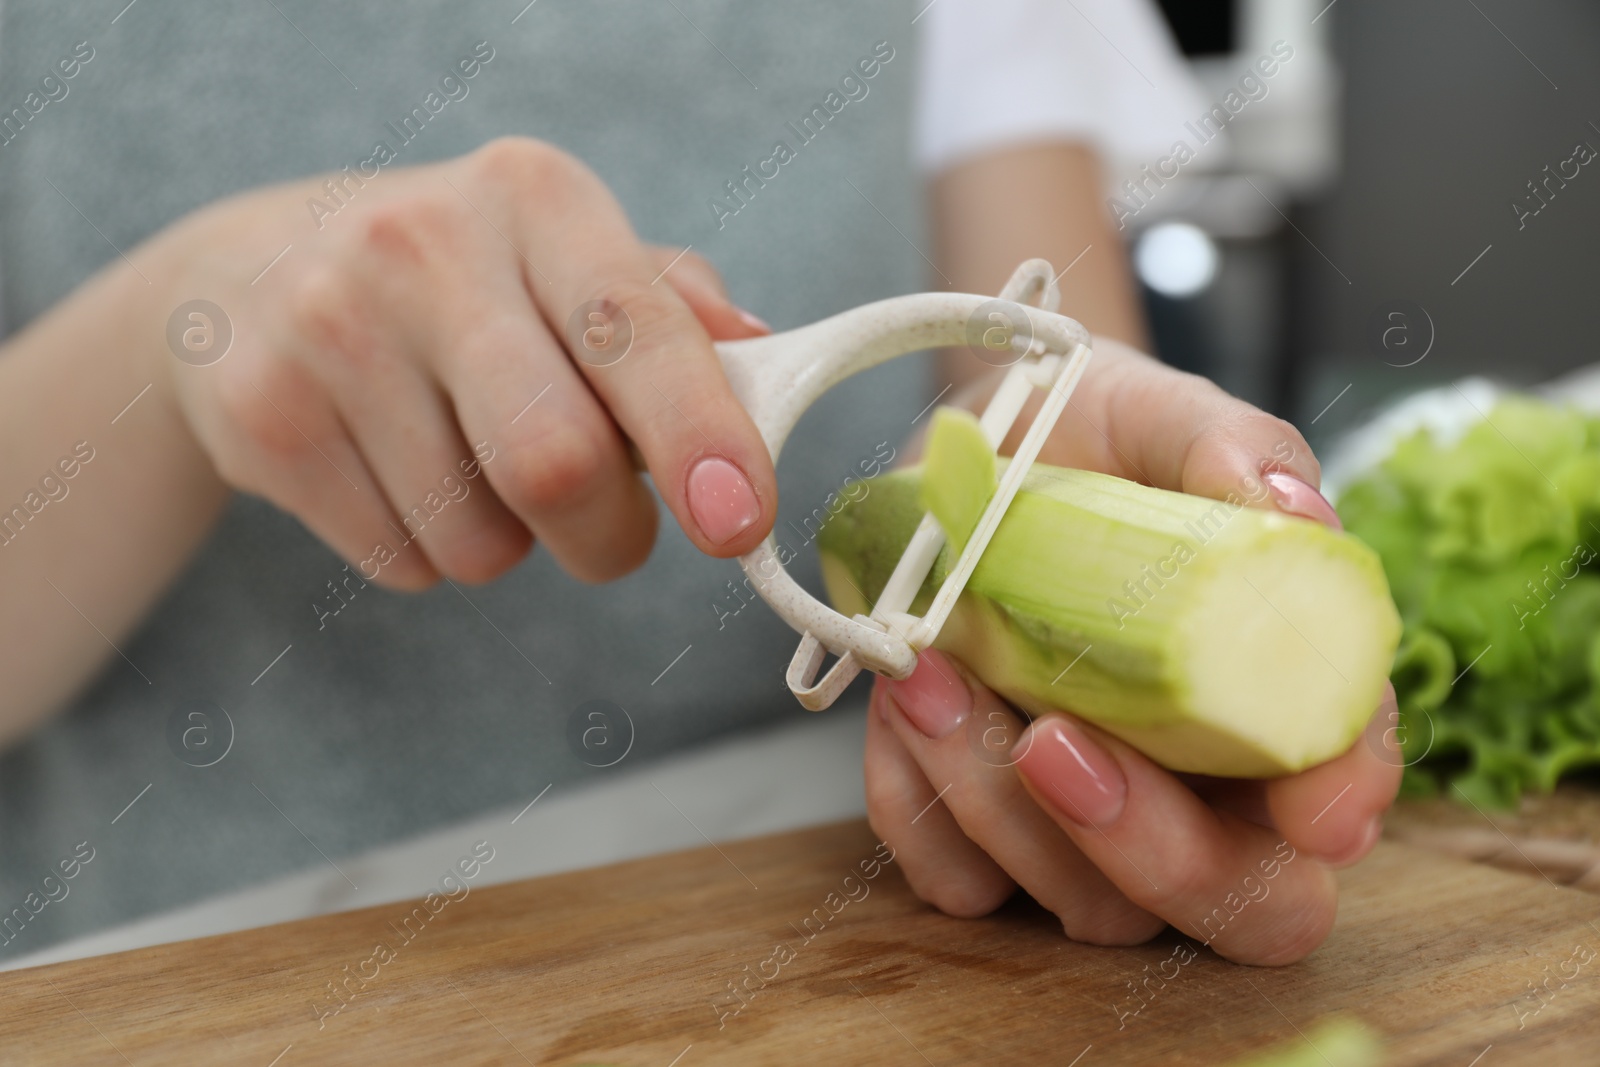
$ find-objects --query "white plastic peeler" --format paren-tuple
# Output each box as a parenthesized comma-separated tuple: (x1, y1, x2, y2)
(712, 259, 1094, 711)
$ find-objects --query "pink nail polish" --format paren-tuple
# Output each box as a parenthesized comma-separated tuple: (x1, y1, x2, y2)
(686, 456, 760, 545)
(1264, 471, 1342, 530)
(736, 308, 772, 335)
(884, 650, 971, 740)
(1017, 717, 1127, 828)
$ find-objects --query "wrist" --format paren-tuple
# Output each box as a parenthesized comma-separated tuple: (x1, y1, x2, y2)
(89, 245, 228, 504)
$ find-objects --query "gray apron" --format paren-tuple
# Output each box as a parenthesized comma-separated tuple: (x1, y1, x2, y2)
(0, 0, 926, 953)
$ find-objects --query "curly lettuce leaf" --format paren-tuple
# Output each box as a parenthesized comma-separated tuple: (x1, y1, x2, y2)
(1339, 396, 1600, 806)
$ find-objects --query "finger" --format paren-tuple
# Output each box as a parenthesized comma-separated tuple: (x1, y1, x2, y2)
(1070, 344, 1372, 831)
(991, 339, 1330, 523)
(210, 357, 438, 590)
(648, 243, 730, 300)
(644, 244, 770, 341)
(429, 274, 661, 583)
(1015, 713, 1339, 965)
(1266, 685, 1403, 868)
(331, 358, 532, 584)
(468, 138, 777, 556)
(1177, 775, 1274, 830)
(1062, 336, 1318, 491)
(864, 681, 1016, 918)
(881, 652, 1165, 945)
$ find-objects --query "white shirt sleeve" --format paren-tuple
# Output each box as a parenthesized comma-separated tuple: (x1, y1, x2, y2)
(913, 0, 1213, 175)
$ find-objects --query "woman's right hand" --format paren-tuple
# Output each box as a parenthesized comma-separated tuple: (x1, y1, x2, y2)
(138, 136, 778, 588)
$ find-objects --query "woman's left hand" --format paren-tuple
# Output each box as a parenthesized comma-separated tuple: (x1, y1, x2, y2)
(863, 338, 1402, 966)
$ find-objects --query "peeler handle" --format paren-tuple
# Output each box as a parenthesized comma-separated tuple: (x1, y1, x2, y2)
(711, 260, 1092, 709)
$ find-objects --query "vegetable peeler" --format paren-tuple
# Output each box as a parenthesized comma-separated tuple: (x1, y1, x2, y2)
(712, 259, 1094, 711)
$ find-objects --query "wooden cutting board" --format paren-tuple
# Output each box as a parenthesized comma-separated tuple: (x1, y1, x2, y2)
(1388, 783, 1600, 891)
(2, 819, 1597, 1066)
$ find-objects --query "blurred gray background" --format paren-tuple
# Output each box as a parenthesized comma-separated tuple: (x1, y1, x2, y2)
(1138, 0, 1600, 450)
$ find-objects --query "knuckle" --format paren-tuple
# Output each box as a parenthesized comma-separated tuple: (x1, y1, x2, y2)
(580, 275, 700, 359)
(214, 361, 314, 463)
(1130, 844, 1212, 915)
(585, 532, 655, 582)
(675, 247, 714, 276)
(1247, 407, 1308, 452)
(1268, 906, 1336, 965)
(357, 195, 461, 268)
(909, 869, 1011, 920)
(500, 422, 611, 514)
(670, 248, 723, 291)
(284, 265, 393, 382)
(284, 267, 376, 365)
(429, 524, 533, 587)
(864, 773, 911, 822)
(1233, 876, 1338, 966)
(1267, 417, 1319, 477)
(573, 534, 655, 585)
(284, 267, 343, 343)
(1189, 403, 1320, 485)
(470, 136, 582, 195)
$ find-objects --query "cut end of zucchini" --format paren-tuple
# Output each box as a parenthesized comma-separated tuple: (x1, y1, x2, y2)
(1174, 519, 1401, 774)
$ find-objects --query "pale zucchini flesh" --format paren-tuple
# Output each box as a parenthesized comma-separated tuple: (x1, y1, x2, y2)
(918, 408, 996, 554)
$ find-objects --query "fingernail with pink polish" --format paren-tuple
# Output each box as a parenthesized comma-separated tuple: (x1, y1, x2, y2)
(884, 650, 971, 740)
(1264, 471, 1342, 530)
(1017, 717, 1127, 828)
(736, 308, 772, 335)
(687, 456, 760, 545)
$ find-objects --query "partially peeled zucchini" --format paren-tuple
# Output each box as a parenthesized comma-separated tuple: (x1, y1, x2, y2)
(818, 409, 1401, 777)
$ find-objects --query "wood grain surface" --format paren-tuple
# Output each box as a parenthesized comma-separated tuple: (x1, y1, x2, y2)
(2, 819, 1598, 1066)
(1388, 783, 1600, 891)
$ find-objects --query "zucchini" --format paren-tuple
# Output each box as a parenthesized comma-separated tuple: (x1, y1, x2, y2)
(817, 409, 1401, 777)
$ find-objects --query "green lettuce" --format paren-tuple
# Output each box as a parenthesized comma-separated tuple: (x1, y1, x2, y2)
(1338, 396, 1600, 806)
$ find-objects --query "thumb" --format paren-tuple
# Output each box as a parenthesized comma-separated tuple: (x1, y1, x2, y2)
(1068, 337, 1336, 525)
